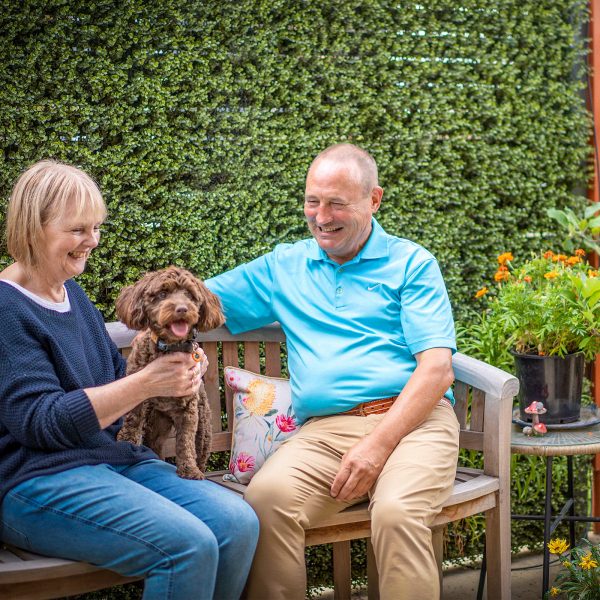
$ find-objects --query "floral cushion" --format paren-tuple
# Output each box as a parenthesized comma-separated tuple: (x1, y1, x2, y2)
(224, 366, 298, 484)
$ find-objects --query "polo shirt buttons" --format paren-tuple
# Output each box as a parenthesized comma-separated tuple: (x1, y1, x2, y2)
(336, 286, 343, 296)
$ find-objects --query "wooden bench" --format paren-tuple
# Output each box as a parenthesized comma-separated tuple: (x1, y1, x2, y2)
(0, 322, 518, 600)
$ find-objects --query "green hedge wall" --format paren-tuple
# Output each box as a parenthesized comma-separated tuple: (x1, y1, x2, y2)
(0, 0, 591, 322)
(0, 1, 594, 593)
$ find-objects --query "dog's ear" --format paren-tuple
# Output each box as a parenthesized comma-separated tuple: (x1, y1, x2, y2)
(196, 283, 225, 332)
(115, 274, 155, 330)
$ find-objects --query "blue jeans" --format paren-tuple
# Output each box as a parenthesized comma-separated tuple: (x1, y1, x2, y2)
(0, 460, 259, 600)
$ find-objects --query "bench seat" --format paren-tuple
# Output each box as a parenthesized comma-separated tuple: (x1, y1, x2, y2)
(0, 323, 518, 600)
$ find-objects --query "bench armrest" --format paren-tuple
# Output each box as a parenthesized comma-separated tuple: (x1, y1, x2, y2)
(452, 352, 519, 400)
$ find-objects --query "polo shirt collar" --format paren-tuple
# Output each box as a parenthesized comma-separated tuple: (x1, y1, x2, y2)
(306, 217, 389, 263)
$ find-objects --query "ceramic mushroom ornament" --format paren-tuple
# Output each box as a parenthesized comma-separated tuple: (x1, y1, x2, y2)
(523, 401, 547, 436)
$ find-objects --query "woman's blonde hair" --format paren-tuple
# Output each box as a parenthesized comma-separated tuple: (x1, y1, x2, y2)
(6, 160, 107, 269)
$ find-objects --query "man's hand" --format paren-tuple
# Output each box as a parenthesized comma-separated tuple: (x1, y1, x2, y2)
(330, 436, 391, 502)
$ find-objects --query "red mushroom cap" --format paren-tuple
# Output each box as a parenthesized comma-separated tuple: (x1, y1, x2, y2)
(524, 401, 547, 415)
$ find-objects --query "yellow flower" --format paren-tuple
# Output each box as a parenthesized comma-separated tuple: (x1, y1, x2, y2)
(544, 271, 559, 280)
(244, 379, 276, 416)
(550, 587, 560, 597)
(589, 269, 599, 278)
(548, 538, 569, 555)
(562, 561, 571, 567)
(579, 552, 598, 570)
(474, 287, 488, 299)
(497, 252, 514, 265)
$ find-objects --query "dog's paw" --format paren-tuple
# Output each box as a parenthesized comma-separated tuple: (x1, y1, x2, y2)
(176, 465, 206, 480)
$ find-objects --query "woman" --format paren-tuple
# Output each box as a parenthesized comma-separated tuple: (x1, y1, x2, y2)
(0, 160, 258, 599)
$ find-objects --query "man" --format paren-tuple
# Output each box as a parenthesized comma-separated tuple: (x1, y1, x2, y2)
(206, 143, 460, 599)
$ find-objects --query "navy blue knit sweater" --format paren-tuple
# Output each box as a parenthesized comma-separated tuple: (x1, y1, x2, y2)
(0, 279, 156, 504)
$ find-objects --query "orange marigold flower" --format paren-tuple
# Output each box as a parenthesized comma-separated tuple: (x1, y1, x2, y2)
(523, 276, 532, 283)
(497, 252, 514, 265)
(497, 265, 508, 271)
(552, 254, 568, 263)
(494, 270, 510, 282)
(589, 269, 599, 278)
(575, 248, 586, 256)
(474, 287, 488, 299)
(543, 250, 555, 259)
(544, 271, 559, 279)
(566, 256, 581, 266)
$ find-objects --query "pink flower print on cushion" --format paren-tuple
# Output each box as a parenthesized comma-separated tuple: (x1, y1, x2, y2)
(236, 452, 256, 473)
(275, 414, 297, 433)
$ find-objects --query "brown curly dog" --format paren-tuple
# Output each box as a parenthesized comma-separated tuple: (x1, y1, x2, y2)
(115, 266, 224, 479)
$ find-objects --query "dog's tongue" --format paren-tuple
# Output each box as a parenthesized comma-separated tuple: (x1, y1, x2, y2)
(170, 320, 190, 338)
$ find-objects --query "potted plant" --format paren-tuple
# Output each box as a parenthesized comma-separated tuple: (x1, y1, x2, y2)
(473, 250, 600, 424)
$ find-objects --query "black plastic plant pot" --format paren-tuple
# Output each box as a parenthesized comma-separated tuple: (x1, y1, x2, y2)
(513, 351, 584, 424)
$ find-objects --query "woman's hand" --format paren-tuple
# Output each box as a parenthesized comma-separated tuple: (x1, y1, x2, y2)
(140, 349, 209, 398)
(86, 349, 210, 429)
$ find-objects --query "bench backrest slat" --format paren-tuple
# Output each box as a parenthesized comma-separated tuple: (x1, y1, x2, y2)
(453, 381, 468, 429)
(265, 342, 282, 377)
(244, 342, 261, 373)
(201, 342, 221, 432)
(470, 388, 486, 432)
(221, 341, 239, 429)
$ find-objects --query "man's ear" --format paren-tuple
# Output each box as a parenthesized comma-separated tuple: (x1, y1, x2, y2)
(371, 186, 384, 213)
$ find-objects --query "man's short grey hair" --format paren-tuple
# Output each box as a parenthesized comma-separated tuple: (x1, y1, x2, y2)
(309, 143, 379, 194)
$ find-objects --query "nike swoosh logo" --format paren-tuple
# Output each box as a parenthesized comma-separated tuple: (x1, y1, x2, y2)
(367, 283, 381, 291)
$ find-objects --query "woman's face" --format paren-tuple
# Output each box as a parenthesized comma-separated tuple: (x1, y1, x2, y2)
(37, 210, 102, 284)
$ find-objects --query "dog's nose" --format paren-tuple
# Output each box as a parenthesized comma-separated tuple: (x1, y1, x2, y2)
(175, 305, 188, 315)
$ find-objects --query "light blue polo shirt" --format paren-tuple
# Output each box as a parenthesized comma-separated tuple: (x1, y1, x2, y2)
(206, 218, 456, 423)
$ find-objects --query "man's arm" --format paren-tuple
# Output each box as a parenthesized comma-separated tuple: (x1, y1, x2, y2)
(206, 251, 276, 334)
(330, 347, 454, 502)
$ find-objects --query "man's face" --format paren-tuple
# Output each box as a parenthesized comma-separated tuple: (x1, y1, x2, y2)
(304, 159, 382, 264)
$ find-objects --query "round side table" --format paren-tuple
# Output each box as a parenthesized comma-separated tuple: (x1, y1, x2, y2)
(511, 423, 600, 597)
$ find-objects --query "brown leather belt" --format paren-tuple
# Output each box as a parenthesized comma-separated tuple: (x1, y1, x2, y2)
(344, 396, 397, 416)
(343, 396, 452, 416)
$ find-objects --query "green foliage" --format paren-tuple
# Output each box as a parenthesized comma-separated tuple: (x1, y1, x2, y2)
(0, 0, 592, 324)
(548, 204, 600, 256)
(470, 251, 600, 360)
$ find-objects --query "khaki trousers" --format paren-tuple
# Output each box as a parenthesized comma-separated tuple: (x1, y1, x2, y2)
(244, 402, 460, 600)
